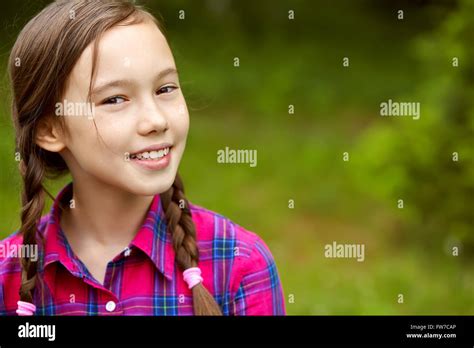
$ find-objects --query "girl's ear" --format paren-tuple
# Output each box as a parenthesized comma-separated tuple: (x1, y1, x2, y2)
(35, 117, 67, 153)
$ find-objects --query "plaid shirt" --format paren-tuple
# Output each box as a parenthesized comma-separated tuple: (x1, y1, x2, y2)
(0, 183, 285, 316)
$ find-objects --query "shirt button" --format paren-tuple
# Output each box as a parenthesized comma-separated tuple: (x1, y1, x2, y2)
(105, 301, 116, 312)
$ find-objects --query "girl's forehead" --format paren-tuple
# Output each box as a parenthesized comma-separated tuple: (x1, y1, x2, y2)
(99, 20, 169, 57)
(69, 21, 175, 91)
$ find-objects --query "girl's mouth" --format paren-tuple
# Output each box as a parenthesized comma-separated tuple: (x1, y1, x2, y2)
(130, 147, 170, 160)
(130, 146, 172, 170)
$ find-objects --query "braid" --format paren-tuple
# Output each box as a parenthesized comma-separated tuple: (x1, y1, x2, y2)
(161, 174, 222, 315)
(18, 148, 46, 304)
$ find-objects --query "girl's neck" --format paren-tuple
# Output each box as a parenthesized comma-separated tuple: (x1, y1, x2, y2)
(60, 179, 154, 247)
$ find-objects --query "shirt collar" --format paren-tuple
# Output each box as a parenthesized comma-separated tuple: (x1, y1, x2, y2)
(43, 182, 175, 281)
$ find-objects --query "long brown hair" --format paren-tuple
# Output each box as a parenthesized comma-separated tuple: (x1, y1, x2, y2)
(9, 0, 221, 315)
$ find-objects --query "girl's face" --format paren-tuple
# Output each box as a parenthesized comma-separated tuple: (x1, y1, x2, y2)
(59, 20, 189, 196)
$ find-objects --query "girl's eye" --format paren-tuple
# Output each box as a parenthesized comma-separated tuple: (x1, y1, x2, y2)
(157, 85, 178, 95)
(103, 96, 126, 105)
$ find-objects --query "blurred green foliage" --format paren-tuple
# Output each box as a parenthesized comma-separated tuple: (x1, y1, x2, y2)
(352, 0, 474, 257)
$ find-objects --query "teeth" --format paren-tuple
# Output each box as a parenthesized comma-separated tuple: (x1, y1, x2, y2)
(133, 147, 170, 160)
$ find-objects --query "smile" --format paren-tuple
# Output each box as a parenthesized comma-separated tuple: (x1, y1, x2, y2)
(131, 147, 170, 160)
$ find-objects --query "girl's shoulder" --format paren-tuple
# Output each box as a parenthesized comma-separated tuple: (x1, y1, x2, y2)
(190, 203, 261, 245)
(0, 214, 49, 272)
(189, 203, 277, 266)
(188, 203, 286, 315)
(0, 215, 50, 314)
(0, 230, 23, 314)
(0, 231, 23, 270)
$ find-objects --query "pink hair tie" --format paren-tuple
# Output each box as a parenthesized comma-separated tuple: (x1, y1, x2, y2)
(16, 301, 36, 316)
(183, 267, 203, 289)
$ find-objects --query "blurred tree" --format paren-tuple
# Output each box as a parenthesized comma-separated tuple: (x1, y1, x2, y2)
(353, 0, 473, 258)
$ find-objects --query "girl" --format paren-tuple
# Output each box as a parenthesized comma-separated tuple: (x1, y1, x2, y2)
(0, 0, 285, 316)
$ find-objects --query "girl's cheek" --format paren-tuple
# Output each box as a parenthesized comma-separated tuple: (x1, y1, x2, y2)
(172, 111, 189, 141)
(61, 115, 96, 147)
(169, 97, 190, 137)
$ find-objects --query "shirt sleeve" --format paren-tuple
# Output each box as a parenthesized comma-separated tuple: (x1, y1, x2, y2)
(231, 236, 286, 315)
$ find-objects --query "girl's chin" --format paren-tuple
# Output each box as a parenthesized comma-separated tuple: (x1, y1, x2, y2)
(124, 171, 177, 195)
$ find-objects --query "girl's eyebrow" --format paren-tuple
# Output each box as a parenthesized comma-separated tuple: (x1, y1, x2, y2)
(91, 67, 178, 96)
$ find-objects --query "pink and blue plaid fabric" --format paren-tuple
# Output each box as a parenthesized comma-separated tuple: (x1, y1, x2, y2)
(0, 182, 286, 315)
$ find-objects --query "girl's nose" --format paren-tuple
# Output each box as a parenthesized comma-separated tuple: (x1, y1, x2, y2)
(136, 98, 169, 135)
